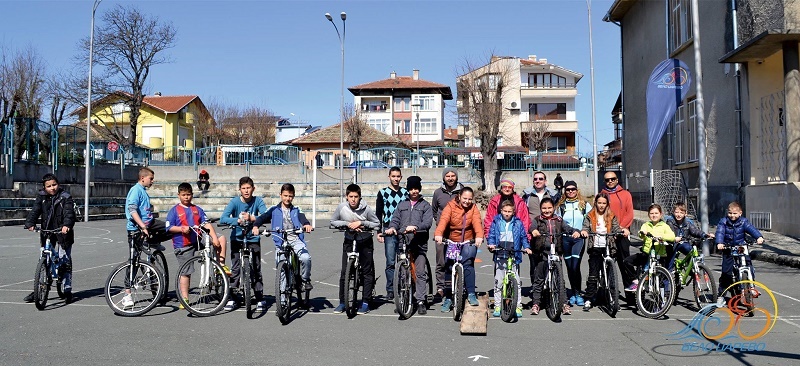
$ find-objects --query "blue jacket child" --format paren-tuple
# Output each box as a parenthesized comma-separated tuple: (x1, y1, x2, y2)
(713, 202, 764, 297)
(487, 214, 531, 264)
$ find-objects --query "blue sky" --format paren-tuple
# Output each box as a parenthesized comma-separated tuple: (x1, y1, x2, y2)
(1, 0, 621, 153)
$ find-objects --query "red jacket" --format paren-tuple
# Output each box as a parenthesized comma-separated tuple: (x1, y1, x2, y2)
(602, 186, 633, 229)
(484, 193, 529, 237)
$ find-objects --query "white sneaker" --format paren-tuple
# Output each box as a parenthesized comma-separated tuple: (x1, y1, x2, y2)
(256, 300, 267, 310)
(122, 294, 134, 307)
(224, 300, 237, 311)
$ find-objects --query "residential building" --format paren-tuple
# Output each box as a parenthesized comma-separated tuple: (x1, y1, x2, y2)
(348, 70, 453, 145)
(289, 122, 406, 168)
(604, 0, 800, 235)
(456, 55, 583, 154)
(72, 92, 212, 149)
(275, 119, 318, 144)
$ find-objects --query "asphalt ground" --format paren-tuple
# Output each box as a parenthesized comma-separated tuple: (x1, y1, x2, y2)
(0, 219, 799, 365)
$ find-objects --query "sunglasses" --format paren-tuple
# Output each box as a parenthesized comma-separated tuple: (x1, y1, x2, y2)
(533, 177, 545, 181)
(565, 188, 577, 192)
(604, 178, 618, 182)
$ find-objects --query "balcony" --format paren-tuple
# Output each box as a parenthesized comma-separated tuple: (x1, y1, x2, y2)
(520, 84, 577, 99)
(519, 119, 578, 133)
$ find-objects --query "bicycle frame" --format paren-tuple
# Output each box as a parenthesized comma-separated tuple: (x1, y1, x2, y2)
(674, 239, 704, 287)
(446, 240, 471, 297)
(38, 230, 63, 280)
(189, 223, 216, 289)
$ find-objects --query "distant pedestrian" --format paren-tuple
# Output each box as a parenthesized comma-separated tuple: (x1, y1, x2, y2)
(315, 152, 324, 168)
(554, 173, 564, 196)
(197, 169, 210, 192)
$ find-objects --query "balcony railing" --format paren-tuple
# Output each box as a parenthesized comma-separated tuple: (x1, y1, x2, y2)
(520, 83, 577, 89)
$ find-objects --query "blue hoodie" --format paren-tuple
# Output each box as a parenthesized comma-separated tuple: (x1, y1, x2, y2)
(487, 214, 530, 264)
(220, 196, 268, 243)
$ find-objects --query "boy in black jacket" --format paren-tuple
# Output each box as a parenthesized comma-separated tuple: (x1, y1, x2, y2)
(23, 174, 76, 302)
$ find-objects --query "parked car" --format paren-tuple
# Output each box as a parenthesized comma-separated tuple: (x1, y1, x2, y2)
(347, 160, 390, 169)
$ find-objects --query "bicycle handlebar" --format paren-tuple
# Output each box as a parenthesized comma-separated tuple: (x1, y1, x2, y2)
(29, 227, 62, 234)
(641, 232, 673, 244)
(330, 225, 374, 233)
(261, 227, 306, 237)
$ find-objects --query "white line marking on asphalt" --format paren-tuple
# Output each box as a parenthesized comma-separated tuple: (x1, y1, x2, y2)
(480, 265, 492, 268)
(772, 290, 800, 303)
(261, 250, 273, 264)
(0, 262, 119, 288)
(0, 301, 107, 307)
(316, 281, 338, 287)
(778, 317, 800, 330)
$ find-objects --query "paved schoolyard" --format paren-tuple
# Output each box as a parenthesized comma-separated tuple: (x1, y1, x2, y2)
(0, 219, 799, 365)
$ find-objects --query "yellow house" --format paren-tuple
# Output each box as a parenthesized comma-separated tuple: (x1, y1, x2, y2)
(73, 92, 212, 149)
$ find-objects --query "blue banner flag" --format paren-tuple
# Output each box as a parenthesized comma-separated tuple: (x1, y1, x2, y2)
(646, 58, 692, 162)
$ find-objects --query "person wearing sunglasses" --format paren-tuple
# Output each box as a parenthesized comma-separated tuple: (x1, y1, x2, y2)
(601, 172, 633, 289)
(522, 170, 560, 302)
(555, 180, 591, 307)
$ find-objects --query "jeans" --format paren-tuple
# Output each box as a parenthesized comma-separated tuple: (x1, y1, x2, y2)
(41, 234, 72, 290)
(383, 234, 397, 294)
(230, 240, 263, 299)
(275, 240, 312, 282)
(562, 236, 585, 295)
(445, 243, 477, 295)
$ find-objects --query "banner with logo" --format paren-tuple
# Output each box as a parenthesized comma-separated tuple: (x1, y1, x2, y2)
(646, 58, 692, 162)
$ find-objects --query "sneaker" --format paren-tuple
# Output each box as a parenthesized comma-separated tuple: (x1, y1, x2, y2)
(563, 303, 572, 315)
(23, 292, 35, 303)
(575, 295, 585, 306)
(63, 290, 73, 303)
(223, 300, 237, 311)
(303, 281, 314, 291)
(417, 301, 427, 315)
(530, 304, 540, 315)
(441, 298, 453, 312)
(256, 300, 267, 310)
(121, 294, 134, 307)
(568, 295, 576, 305)
(625, 281, 639, 292)
(179, 298, 188, 310)
(492, 308, 501, 317)
(386, 292, 395, 301)
(333, 303, 346, 313)
(221, 264, 232, 276)
(467, 293, 479, 306)
(583, 300, 592, 312)
(515, 307, 523, 318)
(357, 303, 370, 314)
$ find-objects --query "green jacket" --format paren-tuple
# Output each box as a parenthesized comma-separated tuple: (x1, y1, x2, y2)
(638, 220, 675, 257)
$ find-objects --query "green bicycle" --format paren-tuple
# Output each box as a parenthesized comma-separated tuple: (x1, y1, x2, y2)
(671, 238, 717, 310)
(492, 247, 523, 322)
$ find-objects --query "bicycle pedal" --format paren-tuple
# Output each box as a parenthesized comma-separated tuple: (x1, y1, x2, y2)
(750, 289, 761, 298)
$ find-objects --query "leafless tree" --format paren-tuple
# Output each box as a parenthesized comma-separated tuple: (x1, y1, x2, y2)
(0, 45, 48, 159)
(524, 120, 551, 153)
(209, 100, 278, 146)
(455, 53, 516, 193)
(342, 103, 369, 151)
(76, 5, 176, 149)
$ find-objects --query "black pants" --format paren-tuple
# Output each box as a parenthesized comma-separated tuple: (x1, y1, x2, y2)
(197, 180, 209, 191)
(615, 235, 632, 286)
(584, 248, 604, 301)
(528, 253, 543, 298)
(338, 237, 375, 305)
(435, 241, 446, 293)
(230, 241, 263, 300)
(145, 219, 171, 245)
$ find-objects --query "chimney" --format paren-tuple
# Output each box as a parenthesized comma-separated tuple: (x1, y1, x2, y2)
(412, 69, 419, 80)
(390, 71, 396, 79)
(539, 58, 548, 64)
(528, 55, 537, 61)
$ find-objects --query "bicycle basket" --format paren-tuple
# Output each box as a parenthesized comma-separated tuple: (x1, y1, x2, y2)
(446, 242, 461, 260)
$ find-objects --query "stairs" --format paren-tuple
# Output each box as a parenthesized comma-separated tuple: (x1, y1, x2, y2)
(0, 182, 130, 226)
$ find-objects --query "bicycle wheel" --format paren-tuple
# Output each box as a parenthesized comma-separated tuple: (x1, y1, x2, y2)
(177, 256, 230, 317)
(545, 265, 562, 321)
(453, 265, 465, 321)
(242, 256, 253, 319)
(33, 257, 51, 310)
(635, 266, 675, 319)
(56, 257, 71, 301)
(150, 250, 169, 304)
(105, 262, 164, 317)
(501, 273, 519, 322)
(603, 260, 620, 317)
(691, 263, 717, 311)
(344, 258, 359, 317)
(275, 260, 293, 324)
(740, 272, 755, 316)
(425, 258, 434, 304)
(393, 259, 414, 319)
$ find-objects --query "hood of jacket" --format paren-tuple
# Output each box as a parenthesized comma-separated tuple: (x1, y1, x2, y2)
(522, 185, 558, 198)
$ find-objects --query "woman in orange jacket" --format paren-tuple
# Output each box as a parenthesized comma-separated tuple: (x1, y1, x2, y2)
(434, 186, 484, 312)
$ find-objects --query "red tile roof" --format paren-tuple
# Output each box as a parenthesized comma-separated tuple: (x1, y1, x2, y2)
(349, 76, 453, 100)
(290, 122, 406, 146)
(142, 95, 198, 113)
(444, 128, 458, 140)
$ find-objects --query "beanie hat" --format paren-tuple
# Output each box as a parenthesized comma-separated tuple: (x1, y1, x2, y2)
(442, 167, 458, 181)
(407, 176, 422, 191)
(499, 179, 515, 188)
(564, 180, 578, 189)
(200, 169, 207, 174)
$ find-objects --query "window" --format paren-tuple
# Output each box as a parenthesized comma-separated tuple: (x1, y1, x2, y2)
(394, 97, 411, 112)
(528, 103, 567, 120)
(362, 101, 388, 112)
(414, 118, 438, 134)
(111, 102, 130, 117)
(673, 103, 686, 164)
(547, 136, 567, 153)
(687, 99, 697, 162)
(367, 119, 390, 134)
(669, 0, 692, 52)
(394, 119, 411, 134)
(528, 73, 568, 88)
(413, 95, 435, 111)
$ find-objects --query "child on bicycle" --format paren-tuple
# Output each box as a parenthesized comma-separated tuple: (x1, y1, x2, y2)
(665, 202, 713, 271)
(23, 173, 76, 303)
(487, 200, 531, 318)
(714, 201, 763, 299)
(165, 183, 227, 308)
(383, 176, 433, 314)
(530, 197, 580, 315)
(579, 192, 622, 311)
(623, 203, 675, 293)
(252, 183, 314, 291)
(330, 183, 380, 314)
(220, 176, 268, 311)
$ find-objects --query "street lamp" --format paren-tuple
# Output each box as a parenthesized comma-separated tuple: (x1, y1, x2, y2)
(84, 0, 102, 222)
(411, 102, 421, 173)
(325, 11, 346, 199)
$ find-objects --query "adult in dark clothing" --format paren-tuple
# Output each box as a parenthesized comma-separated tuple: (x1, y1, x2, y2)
(197, 169, 210, 192)
(376, 167, 408, 300)
(521, 171, 560, 295)
(23, 174, 76, 302)
(431, 167, 464, 297)
(315, 152, 324, 167)
(553, 173, 564, 196)
(601, 171, 633, 287)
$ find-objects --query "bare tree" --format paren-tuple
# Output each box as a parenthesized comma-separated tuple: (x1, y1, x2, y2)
(524, 120, 551, 153)
(456, 54, 516, 194)
(342, 103, 369, 151)
(210, 100, 278, 146)
(0, 46, 48, 160)
(77, 5, 177, 149)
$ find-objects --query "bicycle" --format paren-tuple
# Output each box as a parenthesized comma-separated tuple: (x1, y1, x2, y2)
(30, 228, 71, 310)
(635, 233, 676, 319)
(263, 227, 310, 325)
(672, 238, 717, 310)
(175, 219, 230, 317)
(491, 247, 523, 322)
(383, 230, 433, 319)
(104, 227, 167, 316)
(585, 232, 622, 318)
(540, 234, 568, 322)
(332, 225, 374, 318)
(444, 239, 474, 322)
(722, 238, 761, 317)
(218, 222, 259, 319)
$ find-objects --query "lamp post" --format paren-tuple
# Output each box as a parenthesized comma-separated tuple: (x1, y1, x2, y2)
(325, 11, 346, 199)
(587, 0, 599, 195)
(84, 0, 101, 222)
(412, 102, 421, 173)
